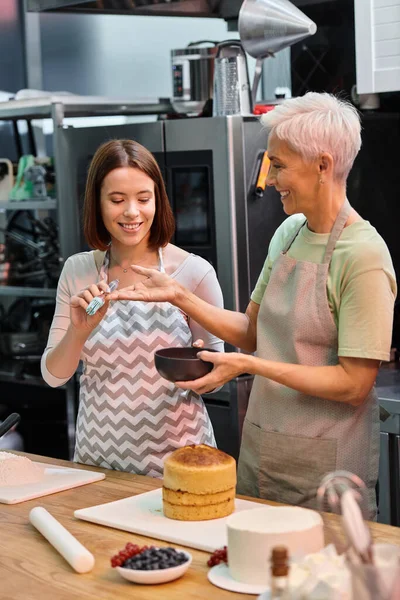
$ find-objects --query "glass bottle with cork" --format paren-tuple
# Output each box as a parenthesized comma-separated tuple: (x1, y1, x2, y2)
(270, 546, 289, 598)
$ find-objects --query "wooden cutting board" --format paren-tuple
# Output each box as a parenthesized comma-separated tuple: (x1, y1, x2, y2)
(74, 488, 270, 552)
(0, 462, 105, 504)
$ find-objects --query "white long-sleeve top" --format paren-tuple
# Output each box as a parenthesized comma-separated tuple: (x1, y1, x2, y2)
(41, 250, 225, 387)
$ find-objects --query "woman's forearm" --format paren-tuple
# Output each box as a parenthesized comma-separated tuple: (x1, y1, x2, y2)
(244, 355, 378, 406)
(175, 288, 255, 351)
(46, 326, 88, 380)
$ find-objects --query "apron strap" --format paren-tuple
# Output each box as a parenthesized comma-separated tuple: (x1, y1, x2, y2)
(322, 199, 352, 264)
(158, 247, 165, 273)
(282, 218, 307, 254)
(93, 249, 106, 274)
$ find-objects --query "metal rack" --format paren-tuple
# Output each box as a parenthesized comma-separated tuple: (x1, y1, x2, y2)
(0, 96, 174, 262)
(0, 199, 57, 210)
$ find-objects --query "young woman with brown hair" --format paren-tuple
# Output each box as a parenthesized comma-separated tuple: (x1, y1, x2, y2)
(41, 139, 224, 477)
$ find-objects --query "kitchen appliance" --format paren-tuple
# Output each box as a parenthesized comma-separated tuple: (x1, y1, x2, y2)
(27, 0, 245, 20)
(238, 0, 317, 103)
(212, 41, 252, 116)
(171, 41, 218, 114)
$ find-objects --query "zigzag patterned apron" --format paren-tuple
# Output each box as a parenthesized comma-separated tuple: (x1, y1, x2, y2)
(237, 200, 380, 518)
(74, 248, 216, 477)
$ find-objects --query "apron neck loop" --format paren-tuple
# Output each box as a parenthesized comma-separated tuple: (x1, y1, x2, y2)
(322, 198, 351, 265)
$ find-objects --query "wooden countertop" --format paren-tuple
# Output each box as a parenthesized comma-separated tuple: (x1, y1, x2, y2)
(1, 454, 399, 600)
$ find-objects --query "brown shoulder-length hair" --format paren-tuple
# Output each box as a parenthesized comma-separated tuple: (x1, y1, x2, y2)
(83, 139, 175, 250)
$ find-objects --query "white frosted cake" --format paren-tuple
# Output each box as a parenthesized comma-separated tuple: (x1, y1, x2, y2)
(0, 452, 45, 486)
(227, 506, 324, 586)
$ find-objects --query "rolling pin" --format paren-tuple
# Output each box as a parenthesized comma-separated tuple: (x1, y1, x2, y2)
(29, 507, 95, 573)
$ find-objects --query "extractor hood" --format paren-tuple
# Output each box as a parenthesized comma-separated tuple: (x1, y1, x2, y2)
(27, 0, 242, 19)
(27, 0, 338, 21)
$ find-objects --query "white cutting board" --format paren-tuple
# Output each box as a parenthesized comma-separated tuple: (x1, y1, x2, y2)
(74, 488, 270, 552)
(0, 462, 105, 504)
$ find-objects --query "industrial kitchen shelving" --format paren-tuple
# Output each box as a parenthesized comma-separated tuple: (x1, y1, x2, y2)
(0, 95, 174, 458)
(0, 95, 174, 262)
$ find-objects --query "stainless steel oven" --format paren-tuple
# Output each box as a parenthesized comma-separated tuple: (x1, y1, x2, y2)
(56, 115, 284, 459)
(164, 116, 284, 313)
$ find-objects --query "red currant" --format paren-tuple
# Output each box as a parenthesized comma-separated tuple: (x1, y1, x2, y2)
(207, 547, 228, 567)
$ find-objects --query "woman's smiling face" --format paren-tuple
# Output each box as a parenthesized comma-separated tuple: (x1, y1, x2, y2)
(100, 166, 156, 249)
(266, 134, 320, 216)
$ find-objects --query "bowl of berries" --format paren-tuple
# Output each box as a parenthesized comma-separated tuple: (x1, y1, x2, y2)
(111, 543, 192, 585)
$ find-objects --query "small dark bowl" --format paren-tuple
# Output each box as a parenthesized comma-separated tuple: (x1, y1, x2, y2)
(154, 347, 217, 382)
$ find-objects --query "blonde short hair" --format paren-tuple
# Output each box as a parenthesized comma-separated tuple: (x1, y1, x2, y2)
(261, 92, 361, 181)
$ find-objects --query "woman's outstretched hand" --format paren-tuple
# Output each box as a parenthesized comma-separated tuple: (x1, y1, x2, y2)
(107, 265, 182, 304)
(176, 351, 248, 394)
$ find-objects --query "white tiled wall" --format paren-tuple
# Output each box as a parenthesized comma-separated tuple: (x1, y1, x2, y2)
(355, 0, 400, 93)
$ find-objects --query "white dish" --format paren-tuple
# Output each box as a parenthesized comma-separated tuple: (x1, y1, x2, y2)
(208, 563, 270, 596)
(74, 488, 269, 552)
(116, 550, 192, 585)
(0, 462, 105, 504)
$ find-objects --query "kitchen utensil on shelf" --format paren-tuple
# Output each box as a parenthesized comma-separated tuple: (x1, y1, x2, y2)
(212, 41, 252, 117)
(0, 413, 21, 438)
(86, 279, 119, 316)
(0, 158, 14, 204)
(154, 347, 217, 382)
(29, 507, 95, 573)
(1, 211, 61, 287)
(238, 0, 317, 104)
(116, 549, 192, 585)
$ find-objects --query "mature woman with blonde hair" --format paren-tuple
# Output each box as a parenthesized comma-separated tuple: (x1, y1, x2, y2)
(109, 93, 396, 517)
(41, 139, 224, 476)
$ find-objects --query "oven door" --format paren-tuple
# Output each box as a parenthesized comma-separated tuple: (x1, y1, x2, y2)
(165, 149, 217, 271)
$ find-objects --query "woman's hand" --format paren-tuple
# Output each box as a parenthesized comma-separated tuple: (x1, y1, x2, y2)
(176, 351, 249, 394)
(70, 280, 110, 335)
(107, 265, 183, 305)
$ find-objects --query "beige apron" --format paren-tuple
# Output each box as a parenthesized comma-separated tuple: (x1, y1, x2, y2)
(237, 200, 379, 518)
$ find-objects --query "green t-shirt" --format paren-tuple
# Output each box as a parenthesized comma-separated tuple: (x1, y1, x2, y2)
(251, 215, 397, 362)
